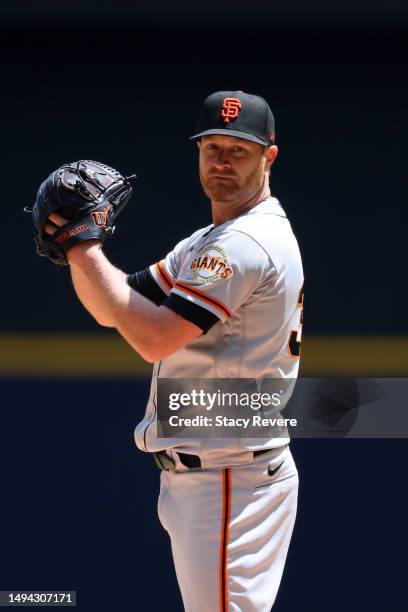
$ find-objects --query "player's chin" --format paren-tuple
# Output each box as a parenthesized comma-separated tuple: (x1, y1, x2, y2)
(203, 182, 239, 201)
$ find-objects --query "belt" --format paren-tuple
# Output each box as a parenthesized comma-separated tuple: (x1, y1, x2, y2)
(153, 448, 273, 471)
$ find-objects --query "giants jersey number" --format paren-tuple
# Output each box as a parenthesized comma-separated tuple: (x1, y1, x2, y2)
(288, 284, 304, 359)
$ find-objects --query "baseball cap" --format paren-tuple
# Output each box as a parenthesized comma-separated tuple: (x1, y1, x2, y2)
(190, 90, 275, 147)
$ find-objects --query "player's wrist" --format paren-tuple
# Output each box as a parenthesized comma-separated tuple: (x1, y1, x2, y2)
(65, 240, 103, 266)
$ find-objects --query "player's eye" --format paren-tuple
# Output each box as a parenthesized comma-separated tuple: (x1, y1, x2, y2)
(232, 146, 247, 155)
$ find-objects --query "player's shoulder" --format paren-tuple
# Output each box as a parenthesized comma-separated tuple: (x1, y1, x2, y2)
(172, 223, 213, 253)
(188, 223, 214, 241)
(227, 197, 294, 244)
(208, 197, 300, 270)
(210, 198, 290, 249)
(229, 197, 287, 232)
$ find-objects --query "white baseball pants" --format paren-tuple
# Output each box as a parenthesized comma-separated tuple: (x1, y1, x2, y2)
(157, 445, 299, 612)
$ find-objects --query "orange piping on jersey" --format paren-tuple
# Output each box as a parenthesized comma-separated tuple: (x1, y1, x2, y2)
(219, 468, 231, 612)
(174, 281, 232, 319)
(155, 260, 174, 291)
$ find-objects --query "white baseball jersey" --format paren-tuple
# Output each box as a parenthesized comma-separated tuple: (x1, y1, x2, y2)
(129, 196, 304, 468)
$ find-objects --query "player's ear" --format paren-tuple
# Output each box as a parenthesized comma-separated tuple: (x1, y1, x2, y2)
(265, 145, 278, 170)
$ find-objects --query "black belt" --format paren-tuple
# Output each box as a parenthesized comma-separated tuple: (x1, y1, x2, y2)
(153, 448, 273, 471)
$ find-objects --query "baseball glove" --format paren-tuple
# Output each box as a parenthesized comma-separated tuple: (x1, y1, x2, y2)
(28, 160, 136, 265)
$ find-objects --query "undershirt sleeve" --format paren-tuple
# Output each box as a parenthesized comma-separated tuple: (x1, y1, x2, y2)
(126, 269, 167, 306)
(126, 268, 219, 333)
(163, 293, 220, 333)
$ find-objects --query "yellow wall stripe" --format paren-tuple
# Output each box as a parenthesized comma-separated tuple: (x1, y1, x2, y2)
(0, 333, 152, 377)
(0, 334, 407, 377)
(300, 336, 408, 376)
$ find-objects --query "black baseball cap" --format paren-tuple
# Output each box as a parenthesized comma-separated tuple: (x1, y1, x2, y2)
(190, 90, 275, 147)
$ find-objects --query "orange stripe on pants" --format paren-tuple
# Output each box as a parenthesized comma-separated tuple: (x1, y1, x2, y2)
(219, 468, 231, 612)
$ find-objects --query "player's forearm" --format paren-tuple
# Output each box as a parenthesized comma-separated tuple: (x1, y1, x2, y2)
(70, 258, 117, 327)
(67, 243, 168, 361)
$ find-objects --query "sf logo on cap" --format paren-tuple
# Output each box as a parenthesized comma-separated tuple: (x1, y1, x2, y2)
(220, 97, 242, 124)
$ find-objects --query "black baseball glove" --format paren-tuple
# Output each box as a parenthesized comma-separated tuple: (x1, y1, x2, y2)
(28, 160, 136, 265)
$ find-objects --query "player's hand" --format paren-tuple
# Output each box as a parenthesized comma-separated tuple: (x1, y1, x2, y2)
(29, 160, 135, 266)
(44, 212, 101, 264)
(43, 212, 68, 236)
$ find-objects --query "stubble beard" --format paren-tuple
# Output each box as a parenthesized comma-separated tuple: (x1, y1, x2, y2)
(200, 163, 264, 204)
(199, 173, 240, 202)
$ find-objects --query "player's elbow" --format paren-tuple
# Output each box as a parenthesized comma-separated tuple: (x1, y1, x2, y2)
(141, 345, 182, 363)
(135, 335, 174, 364)
(98, 321, 116, 329)
(140, 352, 158, 364)
(94, 315, 116, 328)
(137, 344, 167, 364)
(136, 315, 201, 362)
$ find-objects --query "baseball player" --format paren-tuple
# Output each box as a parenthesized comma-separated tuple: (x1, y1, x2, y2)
(31, 90, 304, 611)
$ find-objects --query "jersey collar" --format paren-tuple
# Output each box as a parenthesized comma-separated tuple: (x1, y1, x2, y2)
(245, 196, 287, 218)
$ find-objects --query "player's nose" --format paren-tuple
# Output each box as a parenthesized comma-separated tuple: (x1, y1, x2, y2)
(210, 146, 233, 165)
(212, 156, 233, 170)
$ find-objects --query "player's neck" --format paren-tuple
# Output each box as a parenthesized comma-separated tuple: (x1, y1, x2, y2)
(211, 174, 271, 227)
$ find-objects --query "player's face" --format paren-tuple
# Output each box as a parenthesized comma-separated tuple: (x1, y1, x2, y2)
(198, 135, 275, 203)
